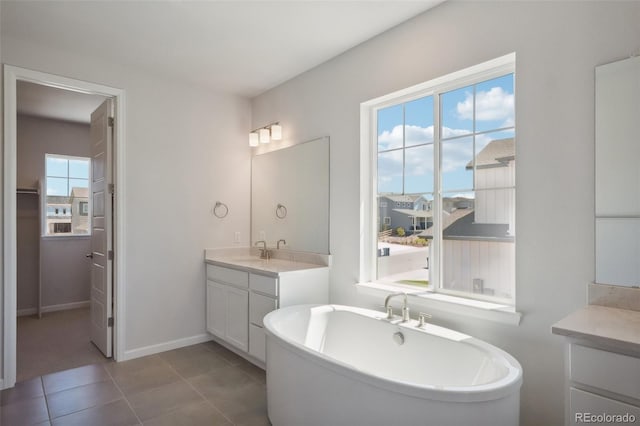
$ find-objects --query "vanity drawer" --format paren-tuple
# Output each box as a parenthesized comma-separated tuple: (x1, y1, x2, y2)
(571, 344, 640, 399)
(250, 273, 278, 296)
(250, 292, 278, 326)
(570, 387, 640, 426)
(207, 264, 248, 288)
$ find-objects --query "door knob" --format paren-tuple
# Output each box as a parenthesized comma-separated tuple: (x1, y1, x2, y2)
(85, 253, 94, 258)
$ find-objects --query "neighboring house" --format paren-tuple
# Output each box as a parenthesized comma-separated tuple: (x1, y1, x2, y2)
(467, 137, 515, 234)
(378, 194, 433, 233)
(389, 138, 515, 298)
(70, 187, 90, 234)
(45, 187, 89, 235)
(45, 196, 72, 234)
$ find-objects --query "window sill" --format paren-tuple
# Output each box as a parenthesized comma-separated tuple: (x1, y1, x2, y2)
(41, 235, 91, 241)
(356, 281, 522, 326)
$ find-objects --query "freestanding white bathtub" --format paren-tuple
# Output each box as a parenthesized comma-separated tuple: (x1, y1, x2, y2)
(263, 304, 522, 426)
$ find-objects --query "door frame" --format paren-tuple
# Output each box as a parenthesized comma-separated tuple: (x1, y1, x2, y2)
(3, 65, 127, 388)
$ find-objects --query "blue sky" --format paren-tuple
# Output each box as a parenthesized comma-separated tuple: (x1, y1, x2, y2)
(46, 156, 90, 196)
(377, 74, 514, 197)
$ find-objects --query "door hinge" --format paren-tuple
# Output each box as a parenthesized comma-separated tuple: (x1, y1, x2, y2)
(108, 117, 115, 127)
(108, 184, 115, 194)
(108, 250, 114, 261)
(108, 317, 114, 327)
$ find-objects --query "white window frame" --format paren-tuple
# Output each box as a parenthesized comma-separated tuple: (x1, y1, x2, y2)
(43, 153, 91, 238)
(359, 53, 520, 320)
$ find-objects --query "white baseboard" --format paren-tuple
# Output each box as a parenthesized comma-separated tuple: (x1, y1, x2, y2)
(17, 300, 90, 317)
(121, 333, 212, 361)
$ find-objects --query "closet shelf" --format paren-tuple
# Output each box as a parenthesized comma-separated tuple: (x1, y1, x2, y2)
(17, 187, 40, 195)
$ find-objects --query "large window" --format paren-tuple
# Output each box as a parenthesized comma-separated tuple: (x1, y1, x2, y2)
(368, 54, 515, 304)
(44, 154, 91, 236)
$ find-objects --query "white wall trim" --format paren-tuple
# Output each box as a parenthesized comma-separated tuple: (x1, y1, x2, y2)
(17, 300, 90, 317)
(121, 334, 212, 361)
(3, 65, 127, 389)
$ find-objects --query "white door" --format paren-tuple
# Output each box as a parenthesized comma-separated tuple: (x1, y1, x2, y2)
(89, 99, 114, 357)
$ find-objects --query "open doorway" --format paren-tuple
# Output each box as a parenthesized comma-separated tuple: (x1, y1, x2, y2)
(16, 81, 110, 382)
(4, 66, 126, 389)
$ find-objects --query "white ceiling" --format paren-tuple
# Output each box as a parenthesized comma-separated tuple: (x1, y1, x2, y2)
(2, 1, 444, 99)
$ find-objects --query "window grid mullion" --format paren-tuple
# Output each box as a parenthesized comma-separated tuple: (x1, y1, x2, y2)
(433, 92, 442, 294)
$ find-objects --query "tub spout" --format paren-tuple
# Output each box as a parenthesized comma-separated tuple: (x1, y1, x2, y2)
(384, 292, 409, 322)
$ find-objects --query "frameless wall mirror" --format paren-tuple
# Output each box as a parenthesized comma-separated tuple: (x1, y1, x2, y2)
(595, 56, 640, 287)
(251, 136, 330, 254)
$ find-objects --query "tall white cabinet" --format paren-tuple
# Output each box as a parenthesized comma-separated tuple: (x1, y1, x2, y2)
(595, 56, 640, 286)
(205, 258, 329, 367)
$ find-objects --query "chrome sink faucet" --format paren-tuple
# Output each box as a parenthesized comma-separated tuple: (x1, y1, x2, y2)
(384, 292, 410, 322)
(255, 240, 271, 260)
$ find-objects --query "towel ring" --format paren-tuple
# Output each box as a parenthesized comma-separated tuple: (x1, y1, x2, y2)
(213, 201, 229, 218)
(276, 203, 287, 219)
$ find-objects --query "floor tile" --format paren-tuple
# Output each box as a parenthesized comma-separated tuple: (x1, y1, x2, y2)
(43, 364, 110, 395)
(51, 399, 139, 426)
(189, 367, 268, 424)
(161, 349, 230, 378)
(141, 400, 231, 426)
(127, 380, 203, 421)
(0, 395, 50, 426)
(208, 382, 268, 425)
(47, 380, 123, 419)
(188, 367, 255, 397)
(110, 361, 182, 397)
(1, 376, 43, 406)
(237, 360, 266, 385)
(104, 355, 167, 377)
(17, 308, 110, 382)
(214, 347, 247, 366)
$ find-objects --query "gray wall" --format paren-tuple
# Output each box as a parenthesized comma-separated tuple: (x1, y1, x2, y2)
(251, 2, 640, 425)
(17, 114, 91, 311)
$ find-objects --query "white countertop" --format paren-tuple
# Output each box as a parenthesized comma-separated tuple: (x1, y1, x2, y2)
(204, 247, 329, 277)
(552, 305, 640, 354)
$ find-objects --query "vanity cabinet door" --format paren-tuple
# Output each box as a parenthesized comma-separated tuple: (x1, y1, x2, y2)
(225, 286, 249, 352)
(206, 280, 248, 352)
(206, 282, 226, 339)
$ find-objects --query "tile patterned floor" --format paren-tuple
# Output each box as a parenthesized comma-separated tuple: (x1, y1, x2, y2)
(17, 308, 110, 382)
(1, 341, 270, 426)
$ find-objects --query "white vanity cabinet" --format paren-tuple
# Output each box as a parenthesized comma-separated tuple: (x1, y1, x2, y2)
(566, 343, 640, 425)
(205, 259, 329, 367)
(206, 265, 249, 351)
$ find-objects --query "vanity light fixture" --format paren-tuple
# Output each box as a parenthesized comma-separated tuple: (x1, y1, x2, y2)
(249, 132, 259, 147)
(249, 122, 282, 147)
(259, 128, 270, 144)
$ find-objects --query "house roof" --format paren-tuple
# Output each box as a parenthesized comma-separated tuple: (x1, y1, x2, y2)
(418, 208, 513, 241)
(391, 209, 433, 218)
(70, 187, 89, 198)
(381, 194, 425, 203)
(466, 137, 515, 169)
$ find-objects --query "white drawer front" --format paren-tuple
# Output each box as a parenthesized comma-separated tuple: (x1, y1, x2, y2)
(250, 292, 278, 326)
(207, 264, 248, 288)
(571, 344, 640, 400)
(249, 324, 266, 362)
(250, 273, 278, 296)
(570, 387, 640, 426)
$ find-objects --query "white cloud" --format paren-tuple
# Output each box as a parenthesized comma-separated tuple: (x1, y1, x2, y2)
(378, 125, 478, 182)
(456, 87, 514, 126)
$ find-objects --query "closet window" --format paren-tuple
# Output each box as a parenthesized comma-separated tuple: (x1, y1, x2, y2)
(44, 154, 91, 236)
